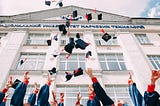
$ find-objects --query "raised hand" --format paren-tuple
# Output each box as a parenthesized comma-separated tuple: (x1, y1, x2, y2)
(151, 70, 160, 84)
(85, 68, 94, 78)
(128, 72, 133, 85)
(24, 71, 30, 80)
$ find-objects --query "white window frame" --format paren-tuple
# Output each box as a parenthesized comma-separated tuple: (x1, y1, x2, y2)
(26, 33, 50, 45)
(135, 34, 150, 44)
(59, 54, 86, 71)
(105, 85, 133, 106)
(98, 53, 127, 71)
(16, 53, 46, 70)
(148, 55, 160, 70)
(94, 33, 118, 46)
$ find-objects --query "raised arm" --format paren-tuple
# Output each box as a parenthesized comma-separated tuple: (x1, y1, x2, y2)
(75, 92, 82, 106)
(144, 70, 160, 106)
(86, 68, 114, 106)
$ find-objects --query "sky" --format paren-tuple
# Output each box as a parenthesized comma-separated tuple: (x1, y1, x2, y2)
(0, 0, 160, 18)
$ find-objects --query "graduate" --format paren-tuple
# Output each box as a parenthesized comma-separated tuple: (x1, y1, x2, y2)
(75, 92, 83, 106)
(10, 71, 30, 106)
(24, 82, 39, 106)
(37, 73, 53, 106)
(128, 70, 160, 106)
(86, 68, 127, 106)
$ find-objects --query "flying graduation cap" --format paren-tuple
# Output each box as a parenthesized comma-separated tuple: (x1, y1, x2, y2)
(65, 67, 83, 81)
(53, 34, 58, 41)
(102, 33, 112, 42)
(73, 10, 78, 18)
(56, 0, 63, 7)
(64, 37, 75, 54)
(98, 13, 102, 20)
(86, 51, 92, 59)
(20, 58, 27, 66)
(59, 24, 67, 35)
(85, 13, 92, 22)
(45, 0, 51, 6)
(12, 79, 21, 89)
(47, 40, 52, 46)
(48, 67, 56, 75)
(75, 39, 89, 50)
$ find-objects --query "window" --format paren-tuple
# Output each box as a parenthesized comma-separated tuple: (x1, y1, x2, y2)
(26, 33, 50, 45)
(94, 33, 118, 46)
(98, 54, 127, 71)
(16, 53, 46, 70)
(6, 84, 40, 106)
(59, 54, 86, 70)
(105, 85, 133, 106)
(148, 55, 160, 69)
(60, 33, 83, 46)
(135, 34, 150, 44)
(56, 85, 88, 106)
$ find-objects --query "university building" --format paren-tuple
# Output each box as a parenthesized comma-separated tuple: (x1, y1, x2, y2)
(0, 5, 160, 105)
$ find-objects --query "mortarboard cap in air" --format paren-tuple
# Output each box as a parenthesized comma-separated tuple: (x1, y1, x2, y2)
(73, 10, 78, 18)
(58, 2, 63, 7)
(48, 67, 56, 75)
(102, 33, 111, 42)
(76, 33, 80, 39)
(98, 13, 102, 20)
(64, 38, 75, 54)
(62, 29, 67, 35)
(86, 51, 92, 58)
(53, 34, 58, 41)
(45, 1, 51, 6)
(59, 24, 66, 31)
(66, 20, 70, 28)
(73, 67, 83, 77)
(85, 13, 92, 21)
(47, 40, 51, 46)
(12, 79, 21, 89)
(113, 36, 117, 39)
(75, 39, 89, 50)
(65, 72, 73, 81)
(20, 60, 24, 65)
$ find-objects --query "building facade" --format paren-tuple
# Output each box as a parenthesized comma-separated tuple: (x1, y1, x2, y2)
(0, 5, 160, 106)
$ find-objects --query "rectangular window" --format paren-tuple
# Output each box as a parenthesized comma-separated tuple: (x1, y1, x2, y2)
(148, 55, 160, 69)
(98, 54, 127, 71)
(135, 34, 150, 44)
(105, 85, 133, 106)
(6, 84, 40, 106)
(59, 54, 86, 70)
(56, 85, 88, 106)
(26, 33, 50, 45)
(16, 53, 46, 70)
(94, 33, 118, 46)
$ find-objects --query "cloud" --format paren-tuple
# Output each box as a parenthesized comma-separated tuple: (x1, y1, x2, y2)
(147, 2, 160, 18)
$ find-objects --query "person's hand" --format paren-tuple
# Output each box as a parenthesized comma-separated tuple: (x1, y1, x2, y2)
(77, 92, 82, 101)
(5, 76, 13, 89)
(151, 70, 160, 85)
(60, 93, 64, 99)
(24, 71, 30, 80)
(88, 84, 94, 95)
(52, 90, 56, 100)
(85, 68, 94, 78)
(128, 72, 133, 85)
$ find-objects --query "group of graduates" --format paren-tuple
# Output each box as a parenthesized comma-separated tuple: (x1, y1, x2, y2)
(0, 68, 160, 106)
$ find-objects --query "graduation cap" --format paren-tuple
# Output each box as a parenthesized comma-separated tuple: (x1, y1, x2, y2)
(73, 10, 78, 18)
(12, 79, 21, 89)
(98, 13, 102, 20)
(45, 0, 51, 6)
(86, 51, 92, 58)
(66, 20, 70, 28)
(65, 72, 73, 81)
(20, 60, 24, 65)
(76, 33, 80, 39)
(73, 67, 83, 77)
(85, 13, 92, 21)
(102, 33, 111, 42)
(62, 29, 67, 35)
(47, 40, 51, 46)
(59, 24, 66, 31)
(75, 39, 89, 50)
(53, 34, 58, 41)
(64, 37, 75, 54)
(65, 67, 83, 81)
(48, 67, 56, 75)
